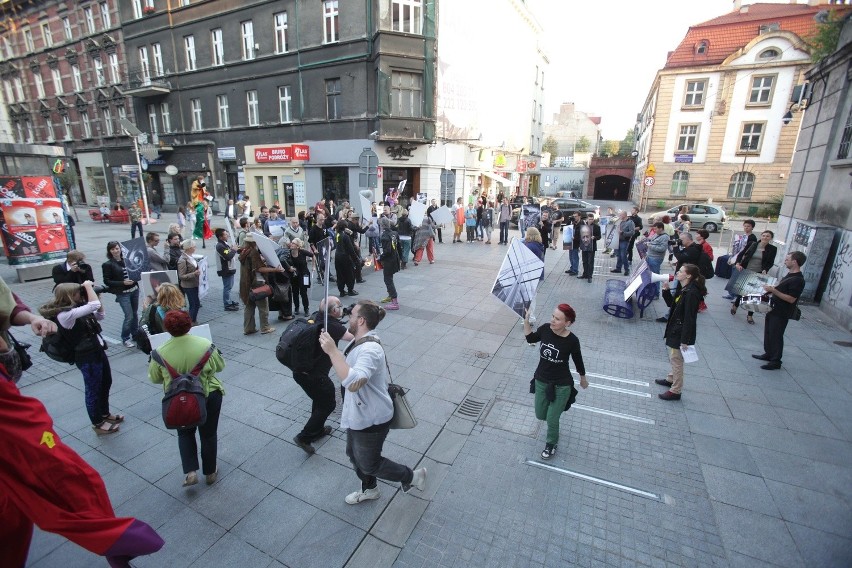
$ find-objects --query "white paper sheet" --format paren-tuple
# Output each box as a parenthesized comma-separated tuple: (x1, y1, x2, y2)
(408, 200, 427, 226)
(681, 345, 699, 363)
(148, 324, 213, 352)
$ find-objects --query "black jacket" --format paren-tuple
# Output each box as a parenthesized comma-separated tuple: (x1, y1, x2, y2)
(738, 242, 777, 273)
(215, 239, 237, 276)
(167, 245, 181, 271)
(52, 262, 94, 288)
(672, 242, 702, 272)
(379, 230, 401, 275)
(101, 258, 137, 294)
(663, 282, 701, 348)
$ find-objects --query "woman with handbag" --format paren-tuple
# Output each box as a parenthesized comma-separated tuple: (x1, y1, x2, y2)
(731, 230, 777, 324)
(101, 241, 139, 348)
(39, 281, 123, 435)
(523, 303, 588, 460)
(238, 234, 281, 335)
(148, 310, 225, 487)
(177, 240, 202, 324)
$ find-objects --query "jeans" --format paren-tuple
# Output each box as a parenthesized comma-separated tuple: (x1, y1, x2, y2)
(499, 221, 509, 243)
(466, 226, 476, 242)
(569, 248, 579, 273)
(115, 289, 139, 342)
(178, 390, 222, 475)
(76, 349, 112, 425)
(152, 204, 161, 219)
(476, 222, 484, 239)
(534, 380, 572, 445)
(383, 267, 397, 299)
(399, 239, 412, 264)
(646, 256, 663, 297)
(615, 240, 630, 272)
(293, 373, 336, 442)
(130, 221, 143, 239)
(184, 286, 200, 322)
(221, 274, 235, 307)
(346, 423, 413, 491)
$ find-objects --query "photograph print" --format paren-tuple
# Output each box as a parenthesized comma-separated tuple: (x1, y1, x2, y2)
(491, 239, 545, 318)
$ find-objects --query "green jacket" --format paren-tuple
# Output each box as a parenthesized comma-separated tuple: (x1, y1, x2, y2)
(148, 334, 225, 397)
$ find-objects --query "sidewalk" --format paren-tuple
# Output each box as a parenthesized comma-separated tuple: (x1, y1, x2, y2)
(7, 216, 851, 568)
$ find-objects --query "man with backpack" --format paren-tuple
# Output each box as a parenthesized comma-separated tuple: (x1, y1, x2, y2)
(284, 296, 353, 455)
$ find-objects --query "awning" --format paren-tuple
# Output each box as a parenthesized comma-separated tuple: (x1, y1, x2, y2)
(482, 171, 515, 186)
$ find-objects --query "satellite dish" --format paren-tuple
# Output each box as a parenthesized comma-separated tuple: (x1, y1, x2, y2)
(165, 165, 178, 175)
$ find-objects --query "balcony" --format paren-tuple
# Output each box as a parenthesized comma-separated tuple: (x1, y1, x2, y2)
(123, 68, 171, 97)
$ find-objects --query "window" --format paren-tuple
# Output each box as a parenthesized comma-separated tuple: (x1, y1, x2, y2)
(837, 107, 852, 159)
(246, 90, 259, 126)
(3, 81, 13, 103)
(33, 71, 45, 98)
(23, 28, 34, 52)
(45, 119, 55, 141)
(278, 86, 292, 122)
(13, 77, 24, 100)
(51, 68, 62, 94)
(323, 1, 339, 44)
(3, 36, 15, 58)
(100, 2, 111, 29)
(274, 12, 288, 53)
(108, 53, 119, 84)
(728, 172, 754, 199)
(184, 35, 196, 71)
(326, 78, 341, 119)
(695, 40, 708, 55)
(81, 111, 91, 138)
(94, 57, 105, 86)
(42, 23, 53, 48)
(683, 79, 706, 108)
(117, 105, 126, 123)
(531, 99, 536, 120)
(739, 122, 764, 153)
(211, 29, 224, 66)
(71, 64, 82, 91)
(391, 71, 421, 118)
(152, 43, 163, 76)
(160, 102, 171, 132)
(758, 48, 780, 60)
(139, 47, 150, 81)
(191, 98, 202, 131)
(255, 177, 265, 204)
(677, 124, 699, 153)
(84, 7, 95, 34)
(102, 107, 113, 136)
(217, 94, 229, 128)
(132, 0, 143, 19)
(270, 176, 279, 206)
(671, 171, 689, 196)
(178, 0, 190, 5)
(748, 75, 775, 105)
(62, 115, 72, 140)
(14, 121, 25, 143)
(24, 119, 33, 143)
(392, 0, 422, 34)
(62, 17, 73, 41)
(759, 23, 780, 34)
(147, 104, 158, 134)
(241, 21, 255, 60)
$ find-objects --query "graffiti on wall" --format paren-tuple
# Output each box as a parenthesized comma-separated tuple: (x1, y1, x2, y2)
(825, 230, 852, 310)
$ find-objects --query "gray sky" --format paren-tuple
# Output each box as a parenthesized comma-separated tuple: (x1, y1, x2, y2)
(531, 0, 812, 139)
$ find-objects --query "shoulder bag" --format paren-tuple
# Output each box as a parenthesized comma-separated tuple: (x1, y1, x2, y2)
(345, 335, 416, 429)
(249, 271, 273, 302)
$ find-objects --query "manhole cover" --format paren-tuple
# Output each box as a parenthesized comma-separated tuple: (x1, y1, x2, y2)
(474, 351, 490, 359)
(455, 397, 488, 421)
(834, 341, 852, 348)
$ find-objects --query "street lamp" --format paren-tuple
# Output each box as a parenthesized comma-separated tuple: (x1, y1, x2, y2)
(731, 141, 757, 215)
(118, 118, 151, 221)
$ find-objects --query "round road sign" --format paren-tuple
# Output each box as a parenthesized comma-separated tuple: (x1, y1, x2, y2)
(643, 176, 655, 187)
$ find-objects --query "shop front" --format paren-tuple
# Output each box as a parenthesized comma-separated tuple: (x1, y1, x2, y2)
(243, 143, 309, 217)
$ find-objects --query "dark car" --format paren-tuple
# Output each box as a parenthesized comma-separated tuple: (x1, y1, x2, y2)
(538, 197, 599, 225)
(509, 196, 541, 226)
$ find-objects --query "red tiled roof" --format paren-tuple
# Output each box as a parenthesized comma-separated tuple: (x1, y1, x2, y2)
(664, 3, 850, 69)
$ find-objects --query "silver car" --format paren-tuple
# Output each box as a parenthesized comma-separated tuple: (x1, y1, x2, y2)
(665, 203, 727, 232)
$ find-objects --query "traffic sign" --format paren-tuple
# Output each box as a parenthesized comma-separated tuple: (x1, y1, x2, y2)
(643, 176, 655, 187)
(645, 163, 656, 176)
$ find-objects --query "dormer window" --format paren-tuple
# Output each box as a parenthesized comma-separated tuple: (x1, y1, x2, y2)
(758, 48, 780, 60)
(759, 23, 780, 34)
(695, 40, 709, 55)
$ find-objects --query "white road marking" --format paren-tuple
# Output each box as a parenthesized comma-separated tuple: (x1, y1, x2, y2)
(525, 459, 660, 500)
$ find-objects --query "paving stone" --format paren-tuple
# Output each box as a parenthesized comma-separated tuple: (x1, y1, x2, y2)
(785, 521, 852, 568)
(132, 506, 226, 568)
(188, 533, 274, 568)
(701, 464, 779, 517)
(345, 534, 401, 568)
(189, 467, 274, 530)
(691, 435, 760, 476)
(371, 491, 430, 547)
(711, 502, 803, 567)
(277, 509, 365, 568)
(426, 429, 467, 465)
(765, 479, 852, 537)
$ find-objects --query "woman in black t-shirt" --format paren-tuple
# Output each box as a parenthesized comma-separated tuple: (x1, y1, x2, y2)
(524, 303, 588, 460)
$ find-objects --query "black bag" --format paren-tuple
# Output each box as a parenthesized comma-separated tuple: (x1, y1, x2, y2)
(275, 315, 322, 373)
(790, 305, 802, 321)
(715, 255, 733, 279)
(698, 250, 715, 280)
(8, 331, 32, 371)
(40, 330, 76, 364)
(151, 345, 215, 429)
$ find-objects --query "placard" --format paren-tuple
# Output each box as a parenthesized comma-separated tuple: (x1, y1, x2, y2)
(148, 324, 213, 352)
(491, 239, 544, 318)
(197, 256, 209, 299)
(120, 237, 150, 281)
(140, 270, 178, 305)
(408, 200, 427, 226)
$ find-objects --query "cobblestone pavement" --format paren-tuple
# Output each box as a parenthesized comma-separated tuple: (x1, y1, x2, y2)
(5, 212, 851, 567)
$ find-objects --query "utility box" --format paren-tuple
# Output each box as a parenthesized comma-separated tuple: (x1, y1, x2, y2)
(787, 220, 835, 302)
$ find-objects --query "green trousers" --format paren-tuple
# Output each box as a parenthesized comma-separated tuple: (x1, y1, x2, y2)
(534, 380, 572, 445)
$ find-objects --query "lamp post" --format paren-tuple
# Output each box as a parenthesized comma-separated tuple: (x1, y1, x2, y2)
(731, 141, 758, 215)
(118, 118, 151, 221)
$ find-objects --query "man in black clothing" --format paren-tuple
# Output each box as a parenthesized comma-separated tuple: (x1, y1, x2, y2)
(753, 252, 806, 370)
(165, 232, 182, 271)
(334, 226, 360, 296)
(627, 206, 643, 264)
(291, 297, 354, 455)
(214, 228, 239, 311)
(52, 250, 94, 288)
(427, 199, 442, 243)
(309, 212, 334, 284)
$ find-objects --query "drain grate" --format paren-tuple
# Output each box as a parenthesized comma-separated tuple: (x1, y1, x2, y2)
(455, 396, 488, 420)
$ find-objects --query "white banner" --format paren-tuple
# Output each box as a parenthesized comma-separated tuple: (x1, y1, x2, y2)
(196, 256, 210, 299)
(408, 200, 427, 226)
(252, 232, 282, 269)
(430, 205, 453, 226)
(149, 324, 213, 352)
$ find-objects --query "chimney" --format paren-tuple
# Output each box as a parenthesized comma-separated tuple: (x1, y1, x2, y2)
(733, 0, 741, 9)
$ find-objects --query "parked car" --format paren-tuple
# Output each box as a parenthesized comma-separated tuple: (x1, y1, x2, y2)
(664, 203, 727, 232)
(539, 197, 599, 225)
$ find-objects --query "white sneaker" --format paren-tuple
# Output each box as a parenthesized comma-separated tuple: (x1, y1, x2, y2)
(123, 339, 136, 348)
(403, 468, 427, 493)
(345, 487, 380, 505)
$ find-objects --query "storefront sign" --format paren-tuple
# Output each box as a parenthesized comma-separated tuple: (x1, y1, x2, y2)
(218, 147, 237, 161)
(494, 153, 507, 168)
(254, 144, 310, 163)
(674, 154, 693, 163)
(386, 145, 414, 161)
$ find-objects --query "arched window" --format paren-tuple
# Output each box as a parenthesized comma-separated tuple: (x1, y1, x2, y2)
(695, 40, 709, 55)
(671, 171, 689, 196)
(728, 172, 754, 199)
(758, 48, 780, 60)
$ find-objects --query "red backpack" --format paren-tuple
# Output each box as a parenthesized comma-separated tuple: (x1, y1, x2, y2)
(151, 345, 215, 429)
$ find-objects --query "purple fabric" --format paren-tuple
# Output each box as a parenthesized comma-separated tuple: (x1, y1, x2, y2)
(105, 519, 164, 567)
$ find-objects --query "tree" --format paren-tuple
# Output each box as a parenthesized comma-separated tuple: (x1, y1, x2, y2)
(597, 140, 620, 157)
(617, 129, 636, 157)
(808, 9, 844, 63)
(542, 135, 559, 164)
(575, 136, 591, 153)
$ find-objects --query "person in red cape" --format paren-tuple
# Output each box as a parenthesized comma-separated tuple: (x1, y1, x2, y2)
(0, 277, 164, 567)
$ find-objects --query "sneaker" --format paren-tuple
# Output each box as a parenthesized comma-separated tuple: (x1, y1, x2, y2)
(402, 467, 427, 493)
(655, 316, 668, 323)
(655, 378, 673, 387)
(384, 300, 399, 311)
(293, 435, 316, 455)
(224, 305, 240, 312)
(541, 444, 557, 459)
(348, 290, 359, 296)
(659, 390, 681, 401)
(610, 268, 621, 273)
(123, 339, 136, 348)
(345, 487, 380, 505)
(205, 469, 218, 485)
(380, 296, 392, 303)
(244, 329, 258, 335)
(260, 326, 276, 334)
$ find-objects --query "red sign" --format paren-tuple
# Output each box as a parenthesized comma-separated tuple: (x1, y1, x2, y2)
(254, 145, 310, 163)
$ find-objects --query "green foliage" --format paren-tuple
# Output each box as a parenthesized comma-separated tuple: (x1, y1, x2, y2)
(808, 10, 844, 63)
(755, 194, 783, 219)
(597, 140, 620, 157)
(542, 135, 559, 163)
(575, 136, 591, 153)
(618, 129, 636, 157)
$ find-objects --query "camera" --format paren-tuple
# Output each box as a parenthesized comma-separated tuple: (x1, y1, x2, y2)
(81, 284, 108, 295)
(342, 303, 355, 316)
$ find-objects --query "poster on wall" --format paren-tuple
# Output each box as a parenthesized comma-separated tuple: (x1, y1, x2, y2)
(0, 175, 71, 266)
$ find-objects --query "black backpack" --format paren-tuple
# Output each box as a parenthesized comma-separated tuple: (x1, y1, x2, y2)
(40, 322, 76, 364)
(275, 315, 323, 373)
(151, 345, 215, 429)
(698, 250, 715, 280)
